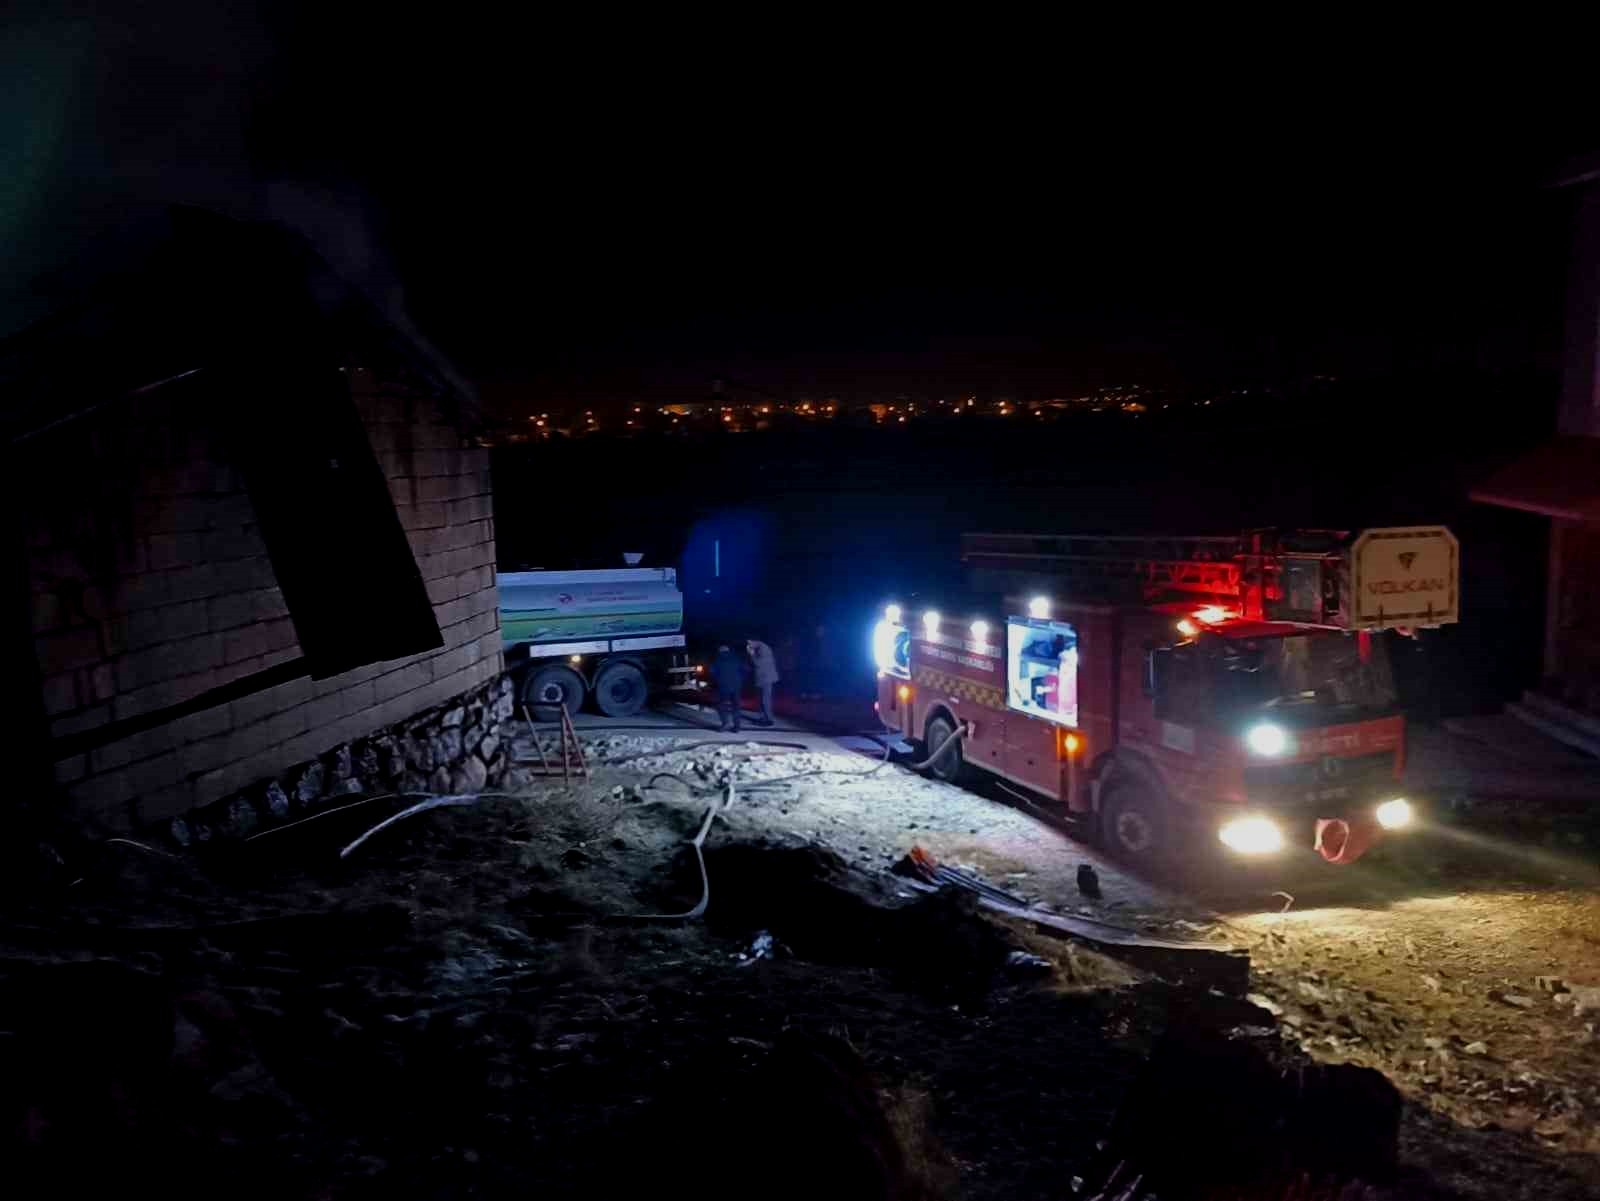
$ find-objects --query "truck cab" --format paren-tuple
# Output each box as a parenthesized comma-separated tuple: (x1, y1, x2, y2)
(1105, 609, 1408, 864)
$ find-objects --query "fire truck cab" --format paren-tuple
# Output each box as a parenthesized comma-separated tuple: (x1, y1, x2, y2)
(873, 528, 1459, 866)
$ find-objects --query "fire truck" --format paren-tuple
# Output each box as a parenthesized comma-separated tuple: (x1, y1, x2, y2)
(873, 527, 1459, 866)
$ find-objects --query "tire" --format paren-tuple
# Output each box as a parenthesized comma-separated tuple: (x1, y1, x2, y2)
(593, 660, 649, 718)
(1099, 784, 1170, 865)
(922, 714, 964, 784)
(521, 664, 586, 723)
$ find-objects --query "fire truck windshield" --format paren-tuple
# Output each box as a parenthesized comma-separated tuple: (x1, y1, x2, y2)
(1167, 631, 1396, 723)
(1213, 632, 1396, 716)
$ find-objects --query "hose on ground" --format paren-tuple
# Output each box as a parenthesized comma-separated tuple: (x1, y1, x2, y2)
(597, 739, 810, 768)
(624, 781, 735, 920)
(331, 723, 958, 921)
(337, 793, 531, 859)
(630, 723, 963, 919)
(904, 722, 968, 771)
(738, 729, 897, 790)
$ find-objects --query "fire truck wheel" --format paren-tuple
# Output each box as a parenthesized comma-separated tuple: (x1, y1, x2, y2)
(593, 660, 649, 718)
(522, 664, 586, 723)
(1100, 785, 1169, 863)
(922, 714, 964, 783)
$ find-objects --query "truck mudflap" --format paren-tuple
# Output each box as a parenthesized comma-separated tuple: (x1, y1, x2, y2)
(1314, 814, 1381, 865)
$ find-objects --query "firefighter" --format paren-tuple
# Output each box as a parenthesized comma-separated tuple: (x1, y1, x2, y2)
(747, 637, 780, 726)
(711, 644, 746, 732)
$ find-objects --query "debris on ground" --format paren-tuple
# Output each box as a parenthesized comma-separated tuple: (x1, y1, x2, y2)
(1569, 985, 1600, 1015)
(10, 728, 1600, 1199)
(734, 929, 776, 965)
(1006, 950, 1053, 974)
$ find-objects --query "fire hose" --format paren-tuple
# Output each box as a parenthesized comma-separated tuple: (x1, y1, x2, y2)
(327, 723, 968, 927)
(904, 721, 969, 772)
(623, 723, 964, 921)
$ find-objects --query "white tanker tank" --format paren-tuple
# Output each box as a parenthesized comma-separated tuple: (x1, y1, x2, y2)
(496, 567, 695, 718)
(498, 568, 683, 644)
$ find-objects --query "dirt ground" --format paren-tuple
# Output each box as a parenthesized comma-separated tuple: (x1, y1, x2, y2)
(5, 719, 1600, 1198)
(1210, 833, 1600, 1197)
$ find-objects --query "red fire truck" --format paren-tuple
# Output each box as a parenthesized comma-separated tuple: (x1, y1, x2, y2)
(873, 528, 1459, 866)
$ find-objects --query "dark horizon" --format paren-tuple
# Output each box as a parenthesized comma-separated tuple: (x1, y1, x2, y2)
(5, 7, 1597, 416)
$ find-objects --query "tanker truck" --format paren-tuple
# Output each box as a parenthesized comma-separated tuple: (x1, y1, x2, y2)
(498, 567, 697, 719)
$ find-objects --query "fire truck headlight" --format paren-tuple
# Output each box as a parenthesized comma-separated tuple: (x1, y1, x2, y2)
(1219, 816, 1284, 855)
(1376, 798, 1413, 830)
(871, 620, 899, 672)
(1245, 722, 1289, 757)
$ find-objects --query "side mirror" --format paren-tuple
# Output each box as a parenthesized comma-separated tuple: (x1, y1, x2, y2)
(1145, 646, 1172, 711)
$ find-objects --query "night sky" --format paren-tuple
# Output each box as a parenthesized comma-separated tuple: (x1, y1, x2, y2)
(4, 5, 1594, 412)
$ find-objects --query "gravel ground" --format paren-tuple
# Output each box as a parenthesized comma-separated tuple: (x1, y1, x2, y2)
(6, 719, 1599, 1199)
(570, 727, 1600, 1199)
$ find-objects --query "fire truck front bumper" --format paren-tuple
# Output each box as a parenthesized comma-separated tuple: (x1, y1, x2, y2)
(1215, 796, 1416, 864)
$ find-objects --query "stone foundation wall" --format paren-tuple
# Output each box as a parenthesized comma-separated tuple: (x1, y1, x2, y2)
(169, 672, 523, 845)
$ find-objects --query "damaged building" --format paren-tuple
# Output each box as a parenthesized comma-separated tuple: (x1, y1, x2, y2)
(1473, 163, 1600, 746)
(3, 208, 511, 834)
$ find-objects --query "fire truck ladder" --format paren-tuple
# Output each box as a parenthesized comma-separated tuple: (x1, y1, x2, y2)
(961, 532, 1247, 602)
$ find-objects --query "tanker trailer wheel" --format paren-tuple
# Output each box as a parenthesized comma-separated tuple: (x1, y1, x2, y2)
(593, 660, 649, 718)
(922, 714, 965, 784)
(522, 664, 586, 723)
(1099, 783, 1170, 866)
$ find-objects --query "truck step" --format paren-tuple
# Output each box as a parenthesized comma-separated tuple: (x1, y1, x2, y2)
(1506, 698, 1600, 760)
(1519, 689, 1600, 743)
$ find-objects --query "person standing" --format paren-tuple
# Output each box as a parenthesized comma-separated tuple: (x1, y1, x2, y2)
(747, 637, 779, 726)
(711, 643, 746, 732)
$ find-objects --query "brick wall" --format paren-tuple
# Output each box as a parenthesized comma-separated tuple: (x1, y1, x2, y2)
(30, 366, 502, 829)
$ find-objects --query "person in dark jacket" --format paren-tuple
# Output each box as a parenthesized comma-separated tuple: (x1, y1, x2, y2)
(710, 644, 746, 732)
